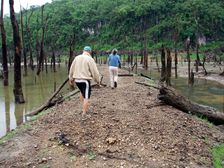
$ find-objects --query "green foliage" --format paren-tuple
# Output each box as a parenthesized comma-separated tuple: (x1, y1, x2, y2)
(88, 151, 96, 160)
(212, 144, 224, 168)
(1, 0, 223, 59)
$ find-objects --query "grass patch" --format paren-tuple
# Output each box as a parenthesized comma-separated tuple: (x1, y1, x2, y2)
(29, 110, 49, 121)
(212, 144, 224, 168)
(0, 123, 31, 145)
(88, 151, 96, 160)
(0, 109, 50, 145)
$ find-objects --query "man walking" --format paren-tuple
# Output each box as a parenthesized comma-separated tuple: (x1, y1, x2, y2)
(69, 46, 100, 117)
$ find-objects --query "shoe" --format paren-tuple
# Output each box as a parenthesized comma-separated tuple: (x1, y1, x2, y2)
(81, 112, 91, 120)
(114, 82, 117, 88)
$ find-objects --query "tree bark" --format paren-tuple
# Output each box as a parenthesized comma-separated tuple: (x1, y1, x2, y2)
(174, 45, 178, 78)
(9, 0, 25, 103)
(160, 45, 166, 82)
(158, 86, 224, 125)
(166, 49, 172, 86)
(37, 5, 46, 75)
(26, 10, 34, 70)
(0, 0, 9, 86)
(68, 35, 74, 72)
(186, 42, 191, 84)
(51, 47, 56, 72)
(20, 8, 27, 76)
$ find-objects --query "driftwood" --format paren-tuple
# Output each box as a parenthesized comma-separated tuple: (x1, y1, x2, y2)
(140, 73, 153, 80)
(135, 81, 160, 90)
(26, 78, 70, 116)
(158, 86, 224, 125)
(136, 81, 224, 125)
(118, 74, 134, 77)
(26, 78, 107, 116)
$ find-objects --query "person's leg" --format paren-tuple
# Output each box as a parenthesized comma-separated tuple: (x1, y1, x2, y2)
(114, 67, 118, 88)
(75, 80, 90, 115)
(109, 66, 114, 88)
(82, 80, 91, 115)
(83, 99, 89, 114)
(80, 94, 84, 102)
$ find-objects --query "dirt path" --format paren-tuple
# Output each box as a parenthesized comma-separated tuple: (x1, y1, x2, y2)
(0, 65, 223, 168)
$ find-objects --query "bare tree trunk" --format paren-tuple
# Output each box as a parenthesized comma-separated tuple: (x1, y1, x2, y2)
(68, 35, 74, 72)
(37, 5, 46, 75)
(0, 0, 9, 86)
(195, 43, 199, 72)
(174, 45, 178, 78)
(155, 53, 160, 72)
(160, 45, 166, 82)
(9, 0, 25, 103)
(202, 54, 208, 75)
(26, 10, 34, 70)
(20, 8, 27, 76)
(186, 43, 191, 84)
(166, 49, 172, 86)
(50, 46, 56, 72)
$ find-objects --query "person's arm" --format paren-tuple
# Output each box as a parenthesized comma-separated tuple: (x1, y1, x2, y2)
(118, 55, 121, 68)
(89, 58, 100, 84)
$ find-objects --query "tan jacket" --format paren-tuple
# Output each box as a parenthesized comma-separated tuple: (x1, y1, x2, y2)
(68, 52, 100, 84)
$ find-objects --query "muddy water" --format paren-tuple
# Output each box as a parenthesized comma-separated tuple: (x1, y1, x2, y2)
(140, 70, 224, 113)
(0, 66, 69, 138)
(0, 65, 223, 138)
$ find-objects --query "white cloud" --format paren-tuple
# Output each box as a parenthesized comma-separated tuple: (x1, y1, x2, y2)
(2, 0, 52, 15)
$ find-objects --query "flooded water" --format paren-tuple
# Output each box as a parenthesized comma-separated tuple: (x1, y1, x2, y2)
(0, 65, 223, 138)
(0, 65, 69, 138)
(140, 69, 224, 112)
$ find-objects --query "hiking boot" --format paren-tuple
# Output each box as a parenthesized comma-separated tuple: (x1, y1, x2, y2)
(114, 82, 117, 88)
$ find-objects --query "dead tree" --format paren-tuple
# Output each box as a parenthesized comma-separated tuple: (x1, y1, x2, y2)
(9, 0, 25, 103)
(26, 10, 34, 70)
(158, 86, 224, 125)
(160, 45, 166, 82)
(185, 37, 191, 85)
(51, 46, 56, 72)
(166, 49, 172, 86)
(37, 5, 48, 75)
(68, 34, 75, 72)
(0, 0, 8, 86)
(20, 7, 27, 76)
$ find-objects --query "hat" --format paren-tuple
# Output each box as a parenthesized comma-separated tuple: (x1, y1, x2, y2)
(84, 46, 92, 52)
(112, 48, 118, 54)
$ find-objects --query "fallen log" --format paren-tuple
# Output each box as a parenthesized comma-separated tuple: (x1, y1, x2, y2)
(158, 86, 224, 125)
(135, 81, 160, 90)
(118, 74, 134, 77)
(26, 78, 70, 116)
(26, 78, 107, 117)
(140, 73, 153, 80)
(136, 81, 224, 125)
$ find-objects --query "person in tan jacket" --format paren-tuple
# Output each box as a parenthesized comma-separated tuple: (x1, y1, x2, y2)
(69, 46, 100, 117)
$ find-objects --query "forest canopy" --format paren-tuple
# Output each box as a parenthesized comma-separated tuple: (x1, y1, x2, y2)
(0, 0, 224, 59)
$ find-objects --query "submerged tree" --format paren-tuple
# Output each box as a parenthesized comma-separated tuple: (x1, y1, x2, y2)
(0, 0, 8, 86)
(9, 0, 25, 103)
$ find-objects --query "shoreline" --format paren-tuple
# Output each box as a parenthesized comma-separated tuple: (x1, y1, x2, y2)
(0, 65, 223, 167)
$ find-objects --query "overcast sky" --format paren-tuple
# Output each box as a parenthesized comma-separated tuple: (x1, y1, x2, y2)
(2, 0, 52, 15)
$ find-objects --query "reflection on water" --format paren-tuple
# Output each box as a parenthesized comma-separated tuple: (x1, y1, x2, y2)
(0, 65, 69, 138)
(140, 69, 224, 112)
